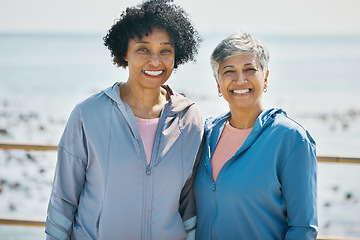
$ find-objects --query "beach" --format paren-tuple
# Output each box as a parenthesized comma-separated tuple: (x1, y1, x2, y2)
(1, 32, 360, 238)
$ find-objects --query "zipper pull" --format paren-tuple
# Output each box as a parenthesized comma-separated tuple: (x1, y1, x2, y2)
(146, 166, 151, 175)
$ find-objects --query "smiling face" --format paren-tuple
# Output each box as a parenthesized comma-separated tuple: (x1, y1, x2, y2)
(125, 28, 175, 89)
(216, 53, 268, 113)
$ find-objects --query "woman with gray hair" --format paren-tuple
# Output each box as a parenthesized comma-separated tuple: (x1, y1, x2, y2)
(194, 33, 318, 239)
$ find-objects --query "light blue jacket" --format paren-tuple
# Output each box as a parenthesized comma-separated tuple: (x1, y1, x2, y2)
(46, 83, 203, 240)
(194, 108, 318, 239)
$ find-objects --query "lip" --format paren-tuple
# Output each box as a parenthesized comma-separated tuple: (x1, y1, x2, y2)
(142, 70, 164, 77)
(231, 89, 251, 95)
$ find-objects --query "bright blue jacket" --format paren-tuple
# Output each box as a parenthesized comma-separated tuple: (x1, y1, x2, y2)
(194, 108, 318, 239)
(45, 83, 203, 240)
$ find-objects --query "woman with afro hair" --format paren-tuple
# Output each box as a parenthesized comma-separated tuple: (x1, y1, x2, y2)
(45, 0, 203, 239)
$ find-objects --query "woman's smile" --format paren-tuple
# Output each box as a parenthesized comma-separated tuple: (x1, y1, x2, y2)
(216, 53, 266, 112)
(142, 70, 165, 77)
(231, 89, 251, 95)
(125, 27, 175, 89)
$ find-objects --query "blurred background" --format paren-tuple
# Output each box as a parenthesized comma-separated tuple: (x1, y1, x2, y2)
(0, 0, 360, 238)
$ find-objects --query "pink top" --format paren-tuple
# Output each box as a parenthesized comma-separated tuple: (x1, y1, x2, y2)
(211, 120, 252, 182)
(135, 117, 160, 165)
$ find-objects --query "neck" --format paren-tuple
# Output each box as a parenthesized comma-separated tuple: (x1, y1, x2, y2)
(228, 105, 264, 129)
(120, 81, 167, 119)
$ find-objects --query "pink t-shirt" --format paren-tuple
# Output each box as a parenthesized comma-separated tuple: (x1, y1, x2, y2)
(211, 120, 253, 182)
(135, 117, 160, 165)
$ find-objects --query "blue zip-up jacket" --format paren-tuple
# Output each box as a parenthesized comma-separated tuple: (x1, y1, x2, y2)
(194, 108, 318, 239)
(45, 83, 203, 240)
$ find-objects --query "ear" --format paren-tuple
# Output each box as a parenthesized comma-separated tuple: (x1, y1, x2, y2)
(215, 78, 221, 93)
(124, 52, 128, 62)
(264, 70, 269, 83)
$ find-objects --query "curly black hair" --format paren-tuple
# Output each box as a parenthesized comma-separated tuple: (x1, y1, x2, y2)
(103, 0, 201, 69)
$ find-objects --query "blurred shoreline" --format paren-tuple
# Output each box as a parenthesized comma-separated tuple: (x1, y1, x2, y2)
(1, 99, 360, 238)
(1, 32, 360, 238)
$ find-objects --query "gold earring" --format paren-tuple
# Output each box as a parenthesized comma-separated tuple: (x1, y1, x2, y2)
(217, 86, 223, 97)
(263, 81, 268, 93)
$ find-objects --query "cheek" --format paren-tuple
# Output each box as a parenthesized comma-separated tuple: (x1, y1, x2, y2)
(218, 77, 230, 90)
(166, 57, 175, 70)
(127, 55, 145, 66)
(169, 54, 175, 65)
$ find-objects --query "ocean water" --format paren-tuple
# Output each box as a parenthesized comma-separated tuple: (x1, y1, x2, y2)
(0, 32, 360, 238)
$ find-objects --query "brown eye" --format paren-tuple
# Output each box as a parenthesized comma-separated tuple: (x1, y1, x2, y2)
(245, 68, 257, 72)
(161, 49, 173, 54)
(137, 48, 149, 53)
(223, 70, 235, 74)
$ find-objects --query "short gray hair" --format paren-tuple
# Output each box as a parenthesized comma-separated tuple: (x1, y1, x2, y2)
(210, 33, 270, 78)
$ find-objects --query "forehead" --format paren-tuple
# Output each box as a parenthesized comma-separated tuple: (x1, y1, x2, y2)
(220, 54, 260, 67)
(131, 28, 173, 44)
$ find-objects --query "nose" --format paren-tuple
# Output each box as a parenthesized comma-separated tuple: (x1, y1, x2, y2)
(234, 72, 246, 83)
(149, 53, 161, 66)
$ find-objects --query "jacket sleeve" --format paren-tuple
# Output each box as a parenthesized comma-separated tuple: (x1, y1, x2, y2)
(179, 133, 205, 240)
(178, 103, 204, 239)
(280, 138, 318, 239)
(45, 106, 88, 240)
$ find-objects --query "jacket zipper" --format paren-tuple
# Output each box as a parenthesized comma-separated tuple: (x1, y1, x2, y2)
(143, 104, 167, 239)
(212, 181, 218, 240)
(144, 165, 152, 240)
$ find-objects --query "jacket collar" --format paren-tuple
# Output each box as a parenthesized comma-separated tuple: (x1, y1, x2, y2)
(205, 108, 285, 132)
(253, 108, 285, 133)
(204, 108, 286, 158)
(103, 82, 195, 115)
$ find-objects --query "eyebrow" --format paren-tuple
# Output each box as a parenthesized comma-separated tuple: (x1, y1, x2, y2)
(222, 62, 255, 70)
(222, 65, 234, 70)
(161, 42, 174, 46)
(135, 41, 149, 44)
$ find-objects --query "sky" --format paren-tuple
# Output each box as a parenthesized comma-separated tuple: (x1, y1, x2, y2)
(0, 0, 360, 35)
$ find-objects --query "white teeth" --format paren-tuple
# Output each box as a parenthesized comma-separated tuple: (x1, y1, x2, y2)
(233, 89, 249, 94)
(144, 70, 163, 76)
